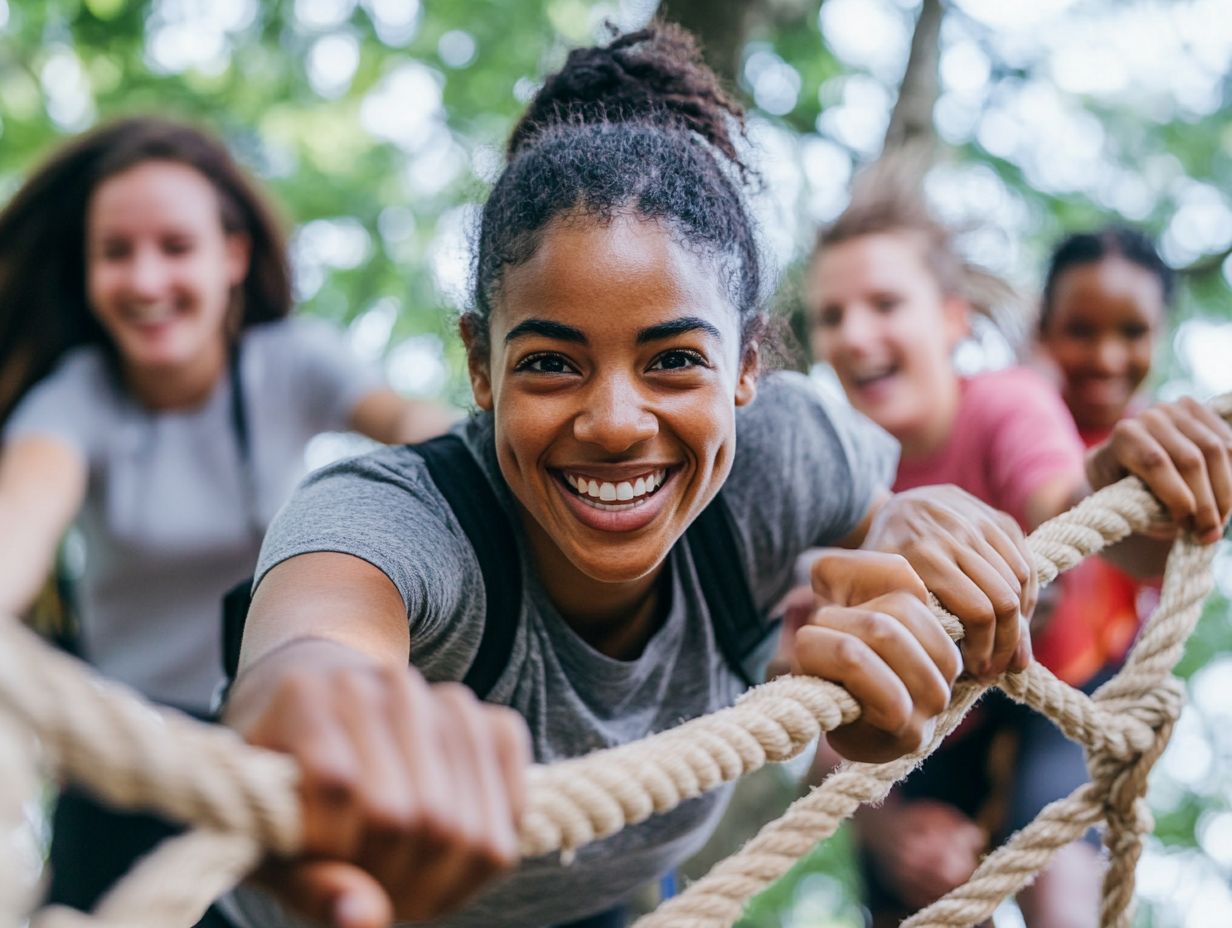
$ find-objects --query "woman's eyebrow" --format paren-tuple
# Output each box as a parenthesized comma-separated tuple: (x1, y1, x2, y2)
(636, 316, 722, 344)
(504, 319, 587, 344)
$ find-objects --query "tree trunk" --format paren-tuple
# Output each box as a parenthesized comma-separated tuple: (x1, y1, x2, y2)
(657, 0, 814, 85)
(882, 0, 944, 159)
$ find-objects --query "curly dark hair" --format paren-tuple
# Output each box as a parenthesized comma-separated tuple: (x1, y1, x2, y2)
(0, 116, 291, 424)
(467, 23, 764, 357)
(1040, 225, 1174, 332)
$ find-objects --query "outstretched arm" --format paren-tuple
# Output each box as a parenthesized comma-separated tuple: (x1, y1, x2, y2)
(348, 388, 460, 446)
(226, 552, 530, 928)
(0, 436, 87, 616)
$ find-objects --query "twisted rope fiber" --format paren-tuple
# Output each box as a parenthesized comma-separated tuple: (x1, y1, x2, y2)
(1, 395, 1227, 928)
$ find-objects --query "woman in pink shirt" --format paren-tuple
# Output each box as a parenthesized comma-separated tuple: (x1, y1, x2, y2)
(800, 186, 1226, 926)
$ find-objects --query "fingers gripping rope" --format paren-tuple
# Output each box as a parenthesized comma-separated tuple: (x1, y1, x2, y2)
(0, 394, 1227, 928)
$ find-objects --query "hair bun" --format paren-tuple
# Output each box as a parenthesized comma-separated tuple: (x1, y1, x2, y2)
(508, 23, 746, 171)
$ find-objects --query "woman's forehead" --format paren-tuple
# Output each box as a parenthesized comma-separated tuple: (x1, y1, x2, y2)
(495, 214, 738, 336)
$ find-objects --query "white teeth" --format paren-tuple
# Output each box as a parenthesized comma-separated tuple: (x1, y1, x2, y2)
(566, 469, 667, 504)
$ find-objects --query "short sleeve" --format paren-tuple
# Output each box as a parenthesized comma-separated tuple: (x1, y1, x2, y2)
(275, 318, 385, 435)
(722, 372, 899, 612)
(2, 349, 108, 461)
(981, 369, 1084, 528)
(253, 445, 483, 662)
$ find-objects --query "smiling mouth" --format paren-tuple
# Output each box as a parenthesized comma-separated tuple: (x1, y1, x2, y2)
(123, 302, 181, 326)
(849, 363, 899, 389)
(557, 468, 671, 511)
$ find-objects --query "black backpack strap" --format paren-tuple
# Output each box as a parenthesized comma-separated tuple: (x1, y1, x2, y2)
(220, 434, 522, 701)
(685, 493, 779, 688)
(415, 435, 522, 699)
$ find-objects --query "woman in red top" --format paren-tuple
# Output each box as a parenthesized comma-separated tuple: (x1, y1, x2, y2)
(802, 179, 1222, 926)
(1035, 227, 1174, 686)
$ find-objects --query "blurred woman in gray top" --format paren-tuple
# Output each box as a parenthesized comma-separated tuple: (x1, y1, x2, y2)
(0, 116, 452, 917)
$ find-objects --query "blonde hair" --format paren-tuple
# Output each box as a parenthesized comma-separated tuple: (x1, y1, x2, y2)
(811, 154, 1029, 352)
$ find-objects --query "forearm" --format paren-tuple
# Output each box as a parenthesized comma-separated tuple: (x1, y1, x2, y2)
(0, 505, 59, 615)
(0, 438, 86, 615)
(349, 388, 459, 445)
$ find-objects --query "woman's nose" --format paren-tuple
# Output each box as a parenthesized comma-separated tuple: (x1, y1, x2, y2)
(125, 246, 169, 299)
(573, 375, 658, 452)
(1091, 336, 1129, 375)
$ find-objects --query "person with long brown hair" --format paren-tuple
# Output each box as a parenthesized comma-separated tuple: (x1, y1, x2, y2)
(0, 115, 452, 918)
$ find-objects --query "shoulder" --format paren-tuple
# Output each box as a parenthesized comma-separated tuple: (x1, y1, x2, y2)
(38, 345, 114, 393)
(964, 367, 1065, 418)
(241, 316, 342, 357)
(4, 345, 119, 444)
(733, 371, 896, 475)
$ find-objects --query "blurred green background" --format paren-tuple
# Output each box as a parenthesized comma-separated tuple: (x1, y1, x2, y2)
(3, 0, 1231, 924)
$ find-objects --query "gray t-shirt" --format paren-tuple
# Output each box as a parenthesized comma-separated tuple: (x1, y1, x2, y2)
(227, 371, 896, 928)
(3, 317, 381, 711)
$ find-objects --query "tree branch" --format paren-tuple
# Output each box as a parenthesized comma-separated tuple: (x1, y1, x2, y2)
(882, 0, 944, 158)
(657, 0, 814, 85)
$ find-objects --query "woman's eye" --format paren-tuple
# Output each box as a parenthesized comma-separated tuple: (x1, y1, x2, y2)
(98, 241, 131, 261)
(1122, 324, 1149, 340)
(162, 236, 195, 256)
(815, 308, 841, 329)
(874, 296, 900, 314)
(515, 352, 574, 374)
(650, 349, 707, 371)
(1064, 322, 1095, 340)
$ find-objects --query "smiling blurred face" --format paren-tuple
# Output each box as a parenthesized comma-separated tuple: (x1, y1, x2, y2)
(807, 232, 968, 451)
(467, 212, 757, 589)
(1041, 256, 1164, 433)
(86, 160, 248, 379)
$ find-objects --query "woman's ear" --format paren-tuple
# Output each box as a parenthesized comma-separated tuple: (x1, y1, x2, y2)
(225, 233, 251, 287)
(943, 296, 972, 348)
(735, 344, 759, 407)
(460, 316, 493, 411)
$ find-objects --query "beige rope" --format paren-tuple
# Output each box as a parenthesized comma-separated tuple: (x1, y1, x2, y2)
(2, 394, 1227, 928)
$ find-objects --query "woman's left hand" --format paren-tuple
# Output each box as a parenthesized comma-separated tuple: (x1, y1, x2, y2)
(1086, 397, 1232, 544)
(862, 485, 1035, 681)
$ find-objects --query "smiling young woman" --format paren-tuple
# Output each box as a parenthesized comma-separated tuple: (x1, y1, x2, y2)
(0, 117, 455, 919)
(217, 25, 1231, 928)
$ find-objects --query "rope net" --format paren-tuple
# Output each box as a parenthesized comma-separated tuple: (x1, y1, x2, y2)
(2, 392, 1229, 928)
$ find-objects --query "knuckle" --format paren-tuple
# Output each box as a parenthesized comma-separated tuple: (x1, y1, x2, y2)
(989, 590, 1019, 621)
(880, 693, 913, 734)
(963, 602, 996, 630)
(1174, 447, 1205, 474)
(303, 759, 360, 809)
(831, 635, 869, 675)
(859, 611, 899, 650)
(363, 798, 417, 842)
(413, 809, 455, 855)
(920, 679, 951, 716)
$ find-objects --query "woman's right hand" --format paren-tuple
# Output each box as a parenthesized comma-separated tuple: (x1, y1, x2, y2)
(792, 550, 962, 764)
(226, 640, 531, 928)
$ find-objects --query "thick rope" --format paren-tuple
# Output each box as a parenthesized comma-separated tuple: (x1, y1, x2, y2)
(2, 394, 1227, 928)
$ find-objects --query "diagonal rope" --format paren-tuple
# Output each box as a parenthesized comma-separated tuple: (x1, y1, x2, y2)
(0, 393, 1227, 928)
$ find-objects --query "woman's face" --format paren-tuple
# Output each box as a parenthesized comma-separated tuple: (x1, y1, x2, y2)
(1041, 256, 1164, 432)
(807, 232, 968, 444)
(86, 160, 249, 376)
(467, 213, 757, 586)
